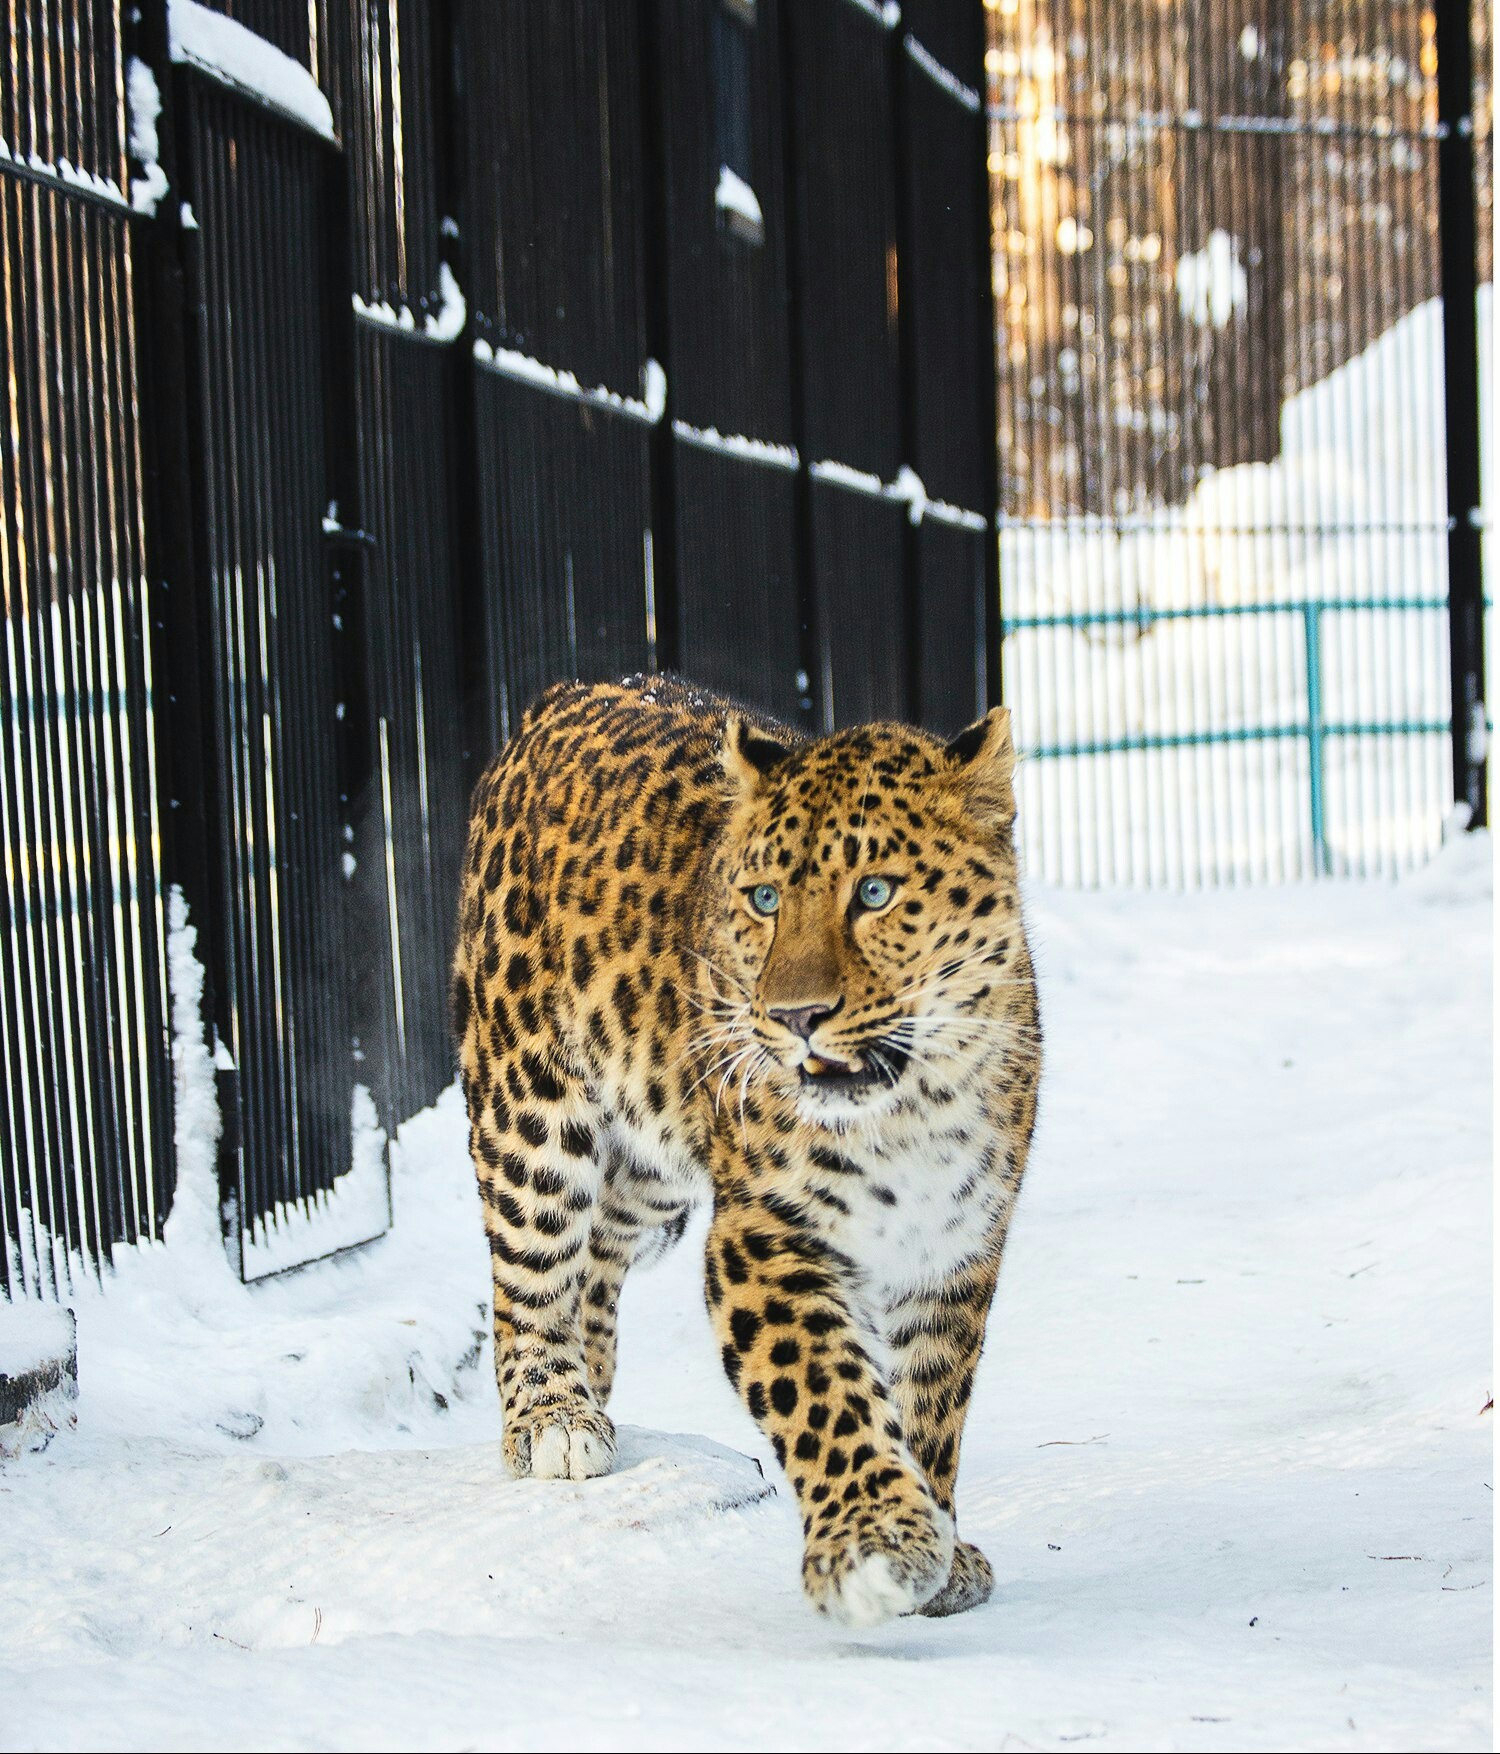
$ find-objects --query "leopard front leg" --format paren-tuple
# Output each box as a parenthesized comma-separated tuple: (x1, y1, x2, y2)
(885, 1255, 1001, 1618)
(705, 1194, 954, 1627)
(466, 1066, 616, 1481)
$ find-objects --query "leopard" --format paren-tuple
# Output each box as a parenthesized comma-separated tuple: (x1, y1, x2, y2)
(450, 674, 1041, 1627)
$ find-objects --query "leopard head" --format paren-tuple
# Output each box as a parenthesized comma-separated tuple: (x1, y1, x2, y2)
(696, 708, 1030, 1128)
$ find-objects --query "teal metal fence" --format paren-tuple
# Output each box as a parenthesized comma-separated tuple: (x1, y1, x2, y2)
(1002, 594, 1481, 880)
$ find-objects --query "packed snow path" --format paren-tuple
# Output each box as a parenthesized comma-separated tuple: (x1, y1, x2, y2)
(1, 842, 1490, 1751)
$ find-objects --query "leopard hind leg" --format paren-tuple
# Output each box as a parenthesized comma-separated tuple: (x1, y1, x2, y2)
(465, 1045, 616, 1481)
(580, 1141, 693, 1406)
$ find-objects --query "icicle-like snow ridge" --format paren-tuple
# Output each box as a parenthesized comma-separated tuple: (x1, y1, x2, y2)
(0, 135, 131, 211)
(354, 263, 468, 344)
(467, 338, 990, 526)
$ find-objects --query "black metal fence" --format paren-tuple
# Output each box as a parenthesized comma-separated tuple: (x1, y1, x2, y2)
(3, 0, 997, 1294)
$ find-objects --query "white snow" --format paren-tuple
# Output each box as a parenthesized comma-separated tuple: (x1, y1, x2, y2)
(671, 418, 799, 470)
(239, 1085, 392, 1281)
(0, 840, 1489, 1749)
(715, 164, 763, 231)
(166, 885, 222, 1263)
(474, 340, 664, 425)
(1175, 229, 1250, 329)
(808, 458, 886, 497)
(0, 134, 131, 210)
(424, 261, 466, 341)
(0, 1303, 74, 1383)
(642, 356, 668, 423)
(352, 264, 467, 344)
(125, 57, 169, 216)
(841, 0, 902, 26)
(811, 458, 988, 530)
(168, 0, 335, 143)
(904, 34, 982, 114)
(352, 292, 416, 332)
(0, 1307, 76, 1459)
(889, 462, 987, 530)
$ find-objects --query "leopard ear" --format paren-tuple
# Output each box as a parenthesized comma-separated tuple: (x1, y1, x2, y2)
(944, 706, 1016, 830)
(721, 713, 791, 797)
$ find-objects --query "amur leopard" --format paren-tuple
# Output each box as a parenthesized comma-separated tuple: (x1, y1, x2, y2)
(451, 675, 1040, 1626)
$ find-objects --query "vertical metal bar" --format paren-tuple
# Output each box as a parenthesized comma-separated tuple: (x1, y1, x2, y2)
(976, 7, 1001, 720)
(774, 0, 818, 732)
(635, 0, 680, 691)
(1304, 600, 1327, 874)
(887, 15, 920, 726)
(1436, 0, 1487, 826)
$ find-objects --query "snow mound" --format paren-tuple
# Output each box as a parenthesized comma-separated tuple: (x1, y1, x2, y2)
(5, 1427, 771, 1663)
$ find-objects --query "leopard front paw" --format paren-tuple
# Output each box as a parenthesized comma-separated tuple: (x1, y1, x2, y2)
(802, 1480, 955, 1628)
(913, 1538, 994, 1618)
(503, 1398, 616, 1481)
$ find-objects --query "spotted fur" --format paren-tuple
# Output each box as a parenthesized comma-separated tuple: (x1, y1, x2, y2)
(451, 675, 1041, 1626)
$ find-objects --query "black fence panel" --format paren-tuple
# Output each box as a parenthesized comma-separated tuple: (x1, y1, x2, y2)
(653, 0, 805, 720)
(176, 76, 375, 1276)
(341, 0, 469, 1128)
(458, 0, 659, 746)
(0, 11, 173, 1299)
(807, 485, 909, 727)
(900, 20, 995, 734)
(672, 446, 804, 720)
(472, 375, 657, 745)
(784, 0, 906, 727)
(350, 325, 470, 1129)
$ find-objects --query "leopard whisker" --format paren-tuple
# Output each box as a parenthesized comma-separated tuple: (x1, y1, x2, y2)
(713, 1044, 759, 1115)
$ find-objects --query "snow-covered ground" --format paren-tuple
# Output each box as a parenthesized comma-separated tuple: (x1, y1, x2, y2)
(1, 840, 1491, 1752)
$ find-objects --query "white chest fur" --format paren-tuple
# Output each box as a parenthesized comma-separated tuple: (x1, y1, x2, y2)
(809, 1096, 1006, 1309)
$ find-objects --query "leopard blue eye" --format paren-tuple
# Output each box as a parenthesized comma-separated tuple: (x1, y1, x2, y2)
(856, 875, 894, 911)
(750, 883, 780, 917)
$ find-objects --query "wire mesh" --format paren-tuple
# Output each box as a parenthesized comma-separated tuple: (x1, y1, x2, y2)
(989, 0, 1483, 884)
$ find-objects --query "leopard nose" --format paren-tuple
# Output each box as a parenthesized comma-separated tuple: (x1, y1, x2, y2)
(769, 1002, 837, 1042)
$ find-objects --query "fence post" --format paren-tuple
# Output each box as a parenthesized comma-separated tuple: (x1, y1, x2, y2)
(635, 0, 680, 688)
(131, 0, 218, 1233)
(1303, 602, 1328, 875)
(887, 25, 921, 725)
(1436, 0, 1488, 827)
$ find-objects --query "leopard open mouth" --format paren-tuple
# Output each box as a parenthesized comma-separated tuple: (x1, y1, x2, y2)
(798, 1043, 909, 1096)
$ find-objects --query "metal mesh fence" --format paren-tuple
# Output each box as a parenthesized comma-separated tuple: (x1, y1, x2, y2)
(990, 0, 1490, 884)
(0, 2, 173, 1297)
